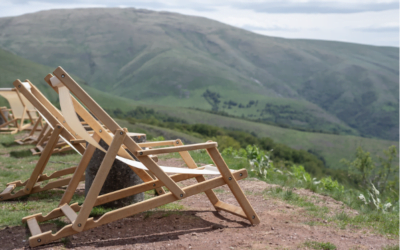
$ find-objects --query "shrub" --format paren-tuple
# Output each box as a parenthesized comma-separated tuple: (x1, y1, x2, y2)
(320, 176, 344, 193)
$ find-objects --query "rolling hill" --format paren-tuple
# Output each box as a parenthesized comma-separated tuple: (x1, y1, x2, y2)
(0, 8, 397, 140)
(0, 47, 397, 169)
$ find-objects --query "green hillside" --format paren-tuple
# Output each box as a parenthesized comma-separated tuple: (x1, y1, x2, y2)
(0, 8, 397, 140)
(116, 104, 398, 170)
(0, 46, 397, 170)
(0, 47, 144, 109)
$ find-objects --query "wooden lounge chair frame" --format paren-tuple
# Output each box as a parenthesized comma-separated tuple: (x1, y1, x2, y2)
(0, 87, 40, 134)
(0, 81, 87, 201)
(0, 106, 18, 134)
(22, 67, 260, 247)
(15, 114, 45, 145)
(29, 121, 75, 156)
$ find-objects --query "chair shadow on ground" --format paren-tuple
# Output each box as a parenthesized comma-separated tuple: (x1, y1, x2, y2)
(18, 210, 250, 249)
(1, 141, 19, 147)
(9, 149, 32, 158)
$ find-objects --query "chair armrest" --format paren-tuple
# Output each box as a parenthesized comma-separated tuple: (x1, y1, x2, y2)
(135, 142, 217, 156)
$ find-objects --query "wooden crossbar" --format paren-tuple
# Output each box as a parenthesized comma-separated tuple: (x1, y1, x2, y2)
(135, 142, 217, 156)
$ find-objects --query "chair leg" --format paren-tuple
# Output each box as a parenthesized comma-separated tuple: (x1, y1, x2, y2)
(58, 134, 100, 206)
(176, 139, 221, 209)
(24, 125, 63, 194)
(206, 147, 260, 225)
(72, 129, 126, 232)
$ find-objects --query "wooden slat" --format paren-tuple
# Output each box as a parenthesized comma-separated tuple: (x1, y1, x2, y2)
(1, 175, 85, 201)
(37, 166, 77, 182)
(27, 218, 42, 236)
(136, 142, 218, 156)
(0, 184, 16, 195)
(70, 139, 86, 144)
(137, 140, 176, 148)
(60, 204, 78, 223)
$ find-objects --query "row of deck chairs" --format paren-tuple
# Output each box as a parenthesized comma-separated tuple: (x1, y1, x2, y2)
(0, 67, 260, 247)
(0, 84, 83, 155)
(0, 86, 41, 135)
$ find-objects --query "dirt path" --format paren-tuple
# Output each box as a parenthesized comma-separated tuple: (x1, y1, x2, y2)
(0, 159, 397, 250)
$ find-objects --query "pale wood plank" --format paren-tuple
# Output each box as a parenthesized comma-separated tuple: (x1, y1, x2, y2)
(60, 204, 78, 223)
(27, 218, 42, 236)
(0, 184, 16, 195)
(138, 140, 176, 148)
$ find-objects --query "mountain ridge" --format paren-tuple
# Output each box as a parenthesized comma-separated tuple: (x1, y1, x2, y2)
(0, 8, 398, 140)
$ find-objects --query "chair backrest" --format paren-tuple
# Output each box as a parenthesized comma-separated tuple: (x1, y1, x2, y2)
(13, 80, 86, 155)
(0, 86, 38, 119)
(49, 67, 187, 198)
(0, 88, 25, 119)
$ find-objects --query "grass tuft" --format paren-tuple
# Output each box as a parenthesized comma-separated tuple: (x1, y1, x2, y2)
(303, 240, 337, 250)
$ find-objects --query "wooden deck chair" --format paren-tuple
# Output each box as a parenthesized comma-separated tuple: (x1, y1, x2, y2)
(29, 122, 75, 156)
(0, 81, 87, 201)
(0, 87, 40, 134)
(22, 67, 260, 247)
(15, 114, 45, 145)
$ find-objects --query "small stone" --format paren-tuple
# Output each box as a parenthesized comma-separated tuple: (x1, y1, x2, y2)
(271, 227, 274, 230)
(192, 233, 197, 236)
(285, 221, 289, 224)
(323, 220, 328, 223)
(212, 224, 224, 229)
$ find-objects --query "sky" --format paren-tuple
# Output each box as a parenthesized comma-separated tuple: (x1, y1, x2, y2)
(0, 0, 398, 47)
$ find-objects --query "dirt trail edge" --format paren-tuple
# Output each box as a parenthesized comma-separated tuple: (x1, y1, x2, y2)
(0, 158, 397, 250)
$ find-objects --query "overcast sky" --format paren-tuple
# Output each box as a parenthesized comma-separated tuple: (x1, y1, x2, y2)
(0, 0, 398, 47)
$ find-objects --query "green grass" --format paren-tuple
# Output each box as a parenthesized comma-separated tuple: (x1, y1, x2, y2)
(303, 241, 337, 250)
(382, 245, 400, 250)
